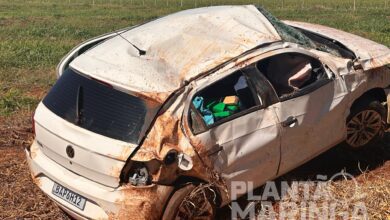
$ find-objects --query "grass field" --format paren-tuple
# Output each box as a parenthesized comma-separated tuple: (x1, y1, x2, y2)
(0, 0, 389, 219)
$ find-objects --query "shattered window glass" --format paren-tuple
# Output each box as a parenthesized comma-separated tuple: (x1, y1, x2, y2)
(257, 6, 316, 48)
(257, 7, 345, 57)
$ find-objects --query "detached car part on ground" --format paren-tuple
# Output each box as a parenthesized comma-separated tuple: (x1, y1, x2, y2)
(26, 5, 390, 219)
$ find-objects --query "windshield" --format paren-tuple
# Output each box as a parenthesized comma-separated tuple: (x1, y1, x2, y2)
(43, 68, 159, 144)
(257, 6, 316, 48)
(257, 6, 345, 57)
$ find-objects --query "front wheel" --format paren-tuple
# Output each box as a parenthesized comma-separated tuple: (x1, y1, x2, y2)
(162, 184, 217, 220)
(345, 98, 386, 149)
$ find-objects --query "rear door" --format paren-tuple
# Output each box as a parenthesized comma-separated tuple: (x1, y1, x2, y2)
(257, 50, 349, 175)
(187, 65, 281, 193)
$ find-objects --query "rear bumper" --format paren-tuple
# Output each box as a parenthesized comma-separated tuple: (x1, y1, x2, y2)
(26, 140, 174, 220)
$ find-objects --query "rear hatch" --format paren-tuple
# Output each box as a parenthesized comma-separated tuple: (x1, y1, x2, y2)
(284, 21, 390, 70)
(33, 68, 159, 187)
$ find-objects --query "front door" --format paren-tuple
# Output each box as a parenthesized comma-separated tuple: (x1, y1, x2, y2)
(256, 50, 347, 175)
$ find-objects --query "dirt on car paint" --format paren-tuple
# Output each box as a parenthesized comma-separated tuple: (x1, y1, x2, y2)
(107, 184, 173, 220)
(132, 112, 210, 180)
(30, 174, 42, 188)
(135, 91, 170, 105)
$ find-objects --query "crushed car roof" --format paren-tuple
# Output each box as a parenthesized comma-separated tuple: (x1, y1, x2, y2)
(284, 21, 390, 71)
(70, 5, 281, 101)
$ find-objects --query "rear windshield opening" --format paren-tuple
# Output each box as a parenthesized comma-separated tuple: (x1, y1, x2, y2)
(43, 68, 158, 144)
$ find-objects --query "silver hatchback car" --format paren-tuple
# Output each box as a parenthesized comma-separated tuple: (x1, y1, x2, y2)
(26, 5, 390, 219)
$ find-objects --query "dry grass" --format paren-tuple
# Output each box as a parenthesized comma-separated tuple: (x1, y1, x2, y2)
(216, 138, 390, 219)
(269, 163, 390, 219)
(0, 113, 70, 220)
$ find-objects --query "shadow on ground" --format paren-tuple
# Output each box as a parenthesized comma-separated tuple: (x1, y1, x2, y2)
(215, 133, 390, 219)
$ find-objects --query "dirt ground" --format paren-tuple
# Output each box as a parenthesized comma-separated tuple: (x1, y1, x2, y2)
(0, 111, 389, 219)
(0, 114, 69, 219)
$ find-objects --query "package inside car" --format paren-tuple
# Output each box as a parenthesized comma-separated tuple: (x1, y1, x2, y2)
(191, 71, 258, 128)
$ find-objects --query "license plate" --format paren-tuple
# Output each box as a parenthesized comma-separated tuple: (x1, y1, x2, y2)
(52, 182, 86, 210)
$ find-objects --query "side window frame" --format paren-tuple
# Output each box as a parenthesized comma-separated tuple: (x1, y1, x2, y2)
(188, 64, 278, 135)
(278, 74, 333, 101)
(245, 64, 280, 106)
(255, 51, 335, 102)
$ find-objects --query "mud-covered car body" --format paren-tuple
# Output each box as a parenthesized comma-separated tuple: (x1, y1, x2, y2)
(26, 5, 390, 219)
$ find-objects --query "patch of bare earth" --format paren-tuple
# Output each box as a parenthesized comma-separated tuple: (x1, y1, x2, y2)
(0, 113, 70, 219)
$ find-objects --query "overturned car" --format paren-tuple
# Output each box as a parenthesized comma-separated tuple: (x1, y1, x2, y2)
(26, 5, 390, 219)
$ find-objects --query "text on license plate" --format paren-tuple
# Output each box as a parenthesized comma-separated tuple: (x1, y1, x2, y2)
(52, 182, 86, 210)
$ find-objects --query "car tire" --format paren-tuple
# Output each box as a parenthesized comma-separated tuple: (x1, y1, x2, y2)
(345, 96, 386, 149)
(162, 184, 217, 220)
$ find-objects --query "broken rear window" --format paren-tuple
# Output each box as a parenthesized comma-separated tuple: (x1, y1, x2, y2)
(43, 68, 158, 144)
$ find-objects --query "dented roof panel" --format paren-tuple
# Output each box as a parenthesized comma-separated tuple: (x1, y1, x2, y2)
(70, 5, 281, 100)
(284, 21, 390, 71)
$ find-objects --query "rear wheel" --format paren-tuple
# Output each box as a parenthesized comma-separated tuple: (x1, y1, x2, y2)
(162, 184, 217, 220)
(345, 97, 386, 149)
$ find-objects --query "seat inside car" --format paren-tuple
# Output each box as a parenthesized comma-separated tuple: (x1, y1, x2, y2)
(256, 53, 317, 97)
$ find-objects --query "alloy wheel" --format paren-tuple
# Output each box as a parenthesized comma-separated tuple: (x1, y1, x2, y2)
(346, 110, 383, 148)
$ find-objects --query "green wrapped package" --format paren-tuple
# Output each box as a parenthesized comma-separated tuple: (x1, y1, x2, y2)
(214, 111, 232, 118)
(207, 98, 240, 120)
(226, 105, 238, 112)
(212, 102, 226, 113)
(206, 100, 217, 110)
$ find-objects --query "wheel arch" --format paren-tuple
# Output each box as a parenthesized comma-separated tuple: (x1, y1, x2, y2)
(344, 87, 388, 148)
(350, 87, 386, 113)
(163, 175, 223, 210)
(161, 176, 222, 219)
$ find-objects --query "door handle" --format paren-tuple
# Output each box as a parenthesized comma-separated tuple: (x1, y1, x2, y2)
(282, 116, 298, 127)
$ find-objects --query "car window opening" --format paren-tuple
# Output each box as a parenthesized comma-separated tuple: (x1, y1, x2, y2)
(190, 71, 258, 132)
(256, 52, 328, 99)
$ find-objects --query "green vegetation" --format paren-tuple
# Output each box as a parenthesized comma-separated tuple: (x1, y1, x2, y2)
(0, 0, 389, 116)
(0, 88, 37, 115)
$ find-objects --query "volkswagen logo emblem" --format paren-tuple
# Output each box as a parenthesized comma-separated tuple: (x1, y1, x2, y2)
(66, 145, 75, 158)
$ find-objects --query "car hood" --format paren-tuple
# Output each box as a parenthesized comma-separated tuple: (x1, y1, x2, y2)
(284, 20, 390, 70)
